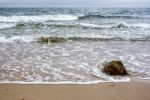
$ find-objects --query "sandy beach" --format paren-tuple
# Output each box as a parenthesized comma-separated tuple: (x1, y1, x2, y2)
(0, 79, 150, 100)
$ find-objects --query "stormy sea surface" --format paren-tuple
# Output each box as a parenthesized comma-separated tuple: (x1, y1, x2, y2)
(0, 8, 150, 84)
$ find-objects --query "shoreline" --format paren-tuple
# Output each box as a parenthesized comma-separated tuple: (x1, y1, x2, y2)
(0, 78, 130, 84)
(0, 78, 150, 100)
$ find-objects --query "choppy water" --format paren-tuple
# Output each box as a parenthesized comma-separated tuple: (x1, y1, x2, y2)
(0, 8, 150, 83)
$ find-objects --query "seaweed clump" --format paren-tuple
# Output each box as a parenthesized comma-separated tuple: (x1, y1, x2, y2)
(37, 36, 66, 43)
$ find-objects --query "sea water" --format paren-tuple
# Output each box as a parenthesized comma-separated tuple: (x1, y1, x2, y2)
(0, 8, 150, 84)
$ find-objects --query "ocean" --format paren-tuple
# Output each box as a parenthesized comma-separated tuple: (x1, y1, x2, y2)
(0, 8, 150, 84)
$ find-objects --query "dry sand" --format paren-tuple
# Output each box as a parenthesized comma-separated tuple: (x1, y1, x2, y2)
(0, 79, 150, 100)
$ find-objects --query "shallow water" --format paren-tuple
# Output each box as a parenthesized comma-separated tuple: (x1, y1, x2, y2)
(0, 41, 150, 83)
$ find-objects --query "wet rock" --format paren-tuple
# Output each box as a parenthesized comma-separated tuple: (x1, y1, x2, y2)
(102, 60, 128, 75)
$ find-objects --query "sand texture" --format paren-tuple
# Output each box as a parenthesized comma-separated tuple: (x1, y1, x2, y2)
(0, 79, 150, 100)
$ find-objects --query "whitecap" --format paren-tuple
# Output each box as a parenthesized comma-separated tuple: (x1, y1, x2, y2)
(80, 23, 112, 28)
(0, 15, 78, 23)
(0, 23, 16, 29)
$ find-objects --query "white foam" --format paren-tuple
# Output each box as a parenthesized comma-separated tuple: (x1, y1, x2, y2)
(80, 23, 101, 28)
(0, 23, 16, 29)
(0, 79, 126, 84)
(0, 36, 34, 43)
(77, 22, 150, 29)
(0, 37, 10, 43)
(131, 23, 150, 28)
(0, 15, 78, 23)
(135, 77, 150, 80)
(80, 23, 112, 28)
(92, 67, 130, 82)
(116, 22, 150, 29)
(142, 78, 150, 80)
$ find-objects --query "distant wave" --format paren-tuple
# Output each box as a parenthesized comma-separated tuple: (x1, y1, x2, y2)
(0, 22, 149, 30)
(78, 15, 141, 20)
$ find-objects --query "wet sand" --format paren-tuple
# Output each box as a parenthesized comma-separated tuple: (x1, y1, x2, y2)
(0, 79, 150, 100)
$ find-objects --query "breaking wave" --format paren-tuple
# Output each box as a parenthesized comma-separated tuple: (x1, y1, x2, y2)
(0, 15, 78, 23)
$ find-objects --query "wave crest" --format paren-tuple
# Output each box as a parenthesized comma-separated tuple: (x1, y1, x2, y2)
(0, 15, 78, 23)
